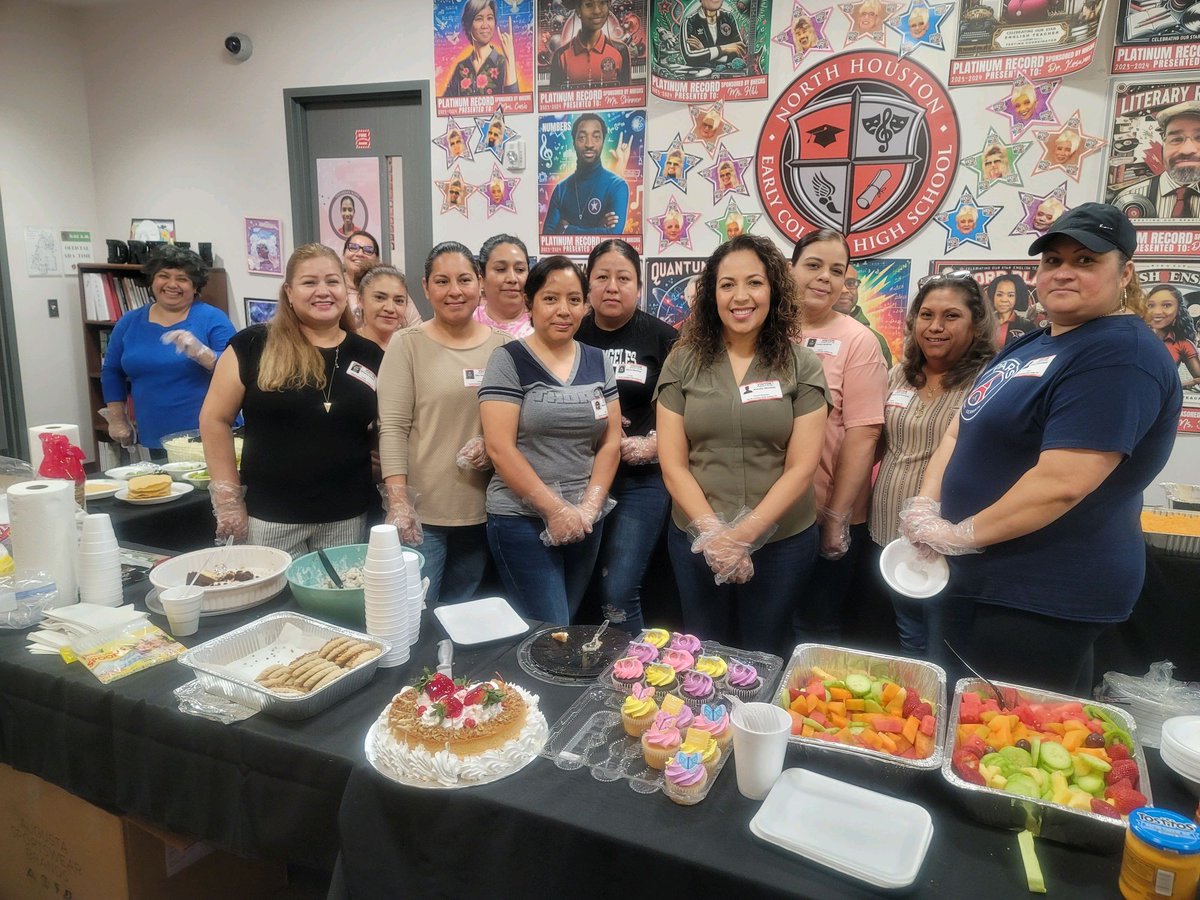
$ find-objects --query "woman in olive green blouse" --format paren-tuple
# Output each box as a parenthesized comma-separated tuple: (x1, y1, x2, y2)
(655, 235, 829, 654)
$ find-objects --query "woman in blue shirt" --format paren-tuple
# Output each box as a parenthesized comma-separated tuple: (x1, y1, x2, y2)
(100, 246, 235, 454)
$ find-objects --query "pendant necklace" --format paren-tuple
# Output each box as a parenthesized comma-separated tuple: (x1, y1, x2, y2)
(322, 346, 340, 413)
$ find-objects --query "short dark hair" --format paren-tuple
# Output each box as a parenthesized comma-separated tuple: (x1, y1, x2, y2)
(461, 0, 496, 36)
(342, 230, 379, 255)
(524, 255, 587, 310)
(790, 228, 850, 265)
(572, 113, 607, 144)
(143, 245, 208, 292)
(902, 275, 998, 391)
(586, 239, 641, 287)
(478, 234, 529, 270)
(424, 241, 479, 280)
(985, 273, 1030, 313)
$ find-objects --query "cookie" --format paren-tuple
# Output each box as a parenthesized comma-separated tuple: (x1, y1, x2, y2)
(346, 646, 381, 668)
(301, 661, 339, 691)
(309, 667, 343, 692)
(319, 637, 352, 660)
(333, 641, 371, 667)
(256, 664, 286, 683)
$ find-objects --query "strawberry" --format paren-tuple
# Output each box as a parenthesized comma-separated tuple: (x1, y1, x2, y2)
(1106, 784, 1147, 816)
(1090, 799, 1121, 819)
(424, 673, 456, 702)
(442, 696, 464, 719)
(912, 701, 933, 721)
(953, 750, 985, 785)
(1105, 760, 1140, 789)
(417, 705, 427, 716)
(1107, 742, 1130, 761)
(902, 690, 921, 718)
(463, 685, 486, 707)
(464, 718, 477, 729)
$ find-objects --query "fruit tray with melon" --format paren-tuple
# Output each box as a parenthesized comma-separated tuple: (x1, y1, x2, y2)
(941, 678, 1152, 853)
(776, 644, 948, 774)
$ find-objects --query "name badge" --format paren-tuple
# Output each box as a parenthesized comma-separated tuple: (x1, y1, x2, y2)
(615, 363, 648, 384)
(1014, 355, 1056, 378)
(739, 380, 783, 403)
(804, 337, 843, 356)
(463, 368, 485, 388)
(345, 361, 377, 391)
(591, 395, 609, 419)
(886, 389, 915, 408)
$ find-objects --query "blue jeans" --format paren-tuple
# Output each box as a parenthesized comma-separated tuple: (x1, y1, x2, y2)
(667, 522, 819, 658)
(593, 472, 671, 634)
(419, 524, 489, 605)
(793, 523, 869, 645)
(487, 513, 605, 624)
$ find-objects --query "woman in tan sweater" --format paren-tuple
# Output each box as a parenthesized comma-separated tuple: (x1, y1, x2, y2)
(378, 241, 509, 604)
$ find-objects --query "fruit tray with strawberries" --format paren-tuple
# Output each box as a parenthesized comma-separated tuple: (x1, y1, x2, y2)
(776, 644, 948, 777)
(941, 678, 1152, 853)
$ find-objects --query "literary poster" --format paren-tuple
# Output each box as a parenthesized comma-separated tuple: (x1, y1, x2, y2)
(1112, 0, 1200, 74)
(1138, 260, 1200, 433)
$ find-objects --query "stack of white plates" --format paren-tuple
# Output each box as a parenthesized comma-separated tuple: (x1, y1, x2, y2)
(1160, 716, 1200, 798)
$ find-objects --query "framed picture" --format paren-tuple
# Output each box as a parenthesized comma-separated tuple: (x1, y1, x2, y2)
(245, 217, 283, 275)
(129, 218, 176, 242)
(244, 298, 278, 326)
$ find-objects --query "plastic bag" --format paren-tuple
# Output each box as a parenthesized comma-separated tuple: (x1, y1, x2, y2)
(0, 456, 35, 553)
(0, 572, 58, 629)
(37, 433, 86, 483)
(1096, 660, 1200, 748)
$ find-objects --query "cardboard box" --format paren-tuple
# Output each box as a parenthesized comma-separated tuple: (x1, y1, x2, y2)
(0, 764, 287, 900)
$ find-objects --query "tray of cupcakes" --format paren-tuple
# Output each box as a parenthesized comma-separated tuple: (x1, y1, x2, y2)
(596, 627, 785, 709)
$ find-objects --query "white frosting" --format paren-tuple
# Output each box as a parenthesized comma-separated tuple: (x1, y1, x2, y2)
(370, 685, 548, 787)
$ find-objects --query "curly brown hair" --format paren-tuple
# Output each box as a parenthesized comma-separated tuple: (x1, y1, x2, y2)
(676, 235, 800, 374)
(901, 275, 998, 390)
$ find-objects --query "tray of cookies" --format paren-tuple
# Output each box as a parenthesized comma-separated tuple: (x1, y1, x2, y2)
(178, 612, 389, 720)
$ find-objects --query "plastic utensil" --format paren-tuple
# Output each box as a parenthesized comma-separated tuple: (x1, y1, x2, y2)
(317, 549, 344, 588)
(582, 619, 610, 653)
(944, 640, 1013, 710)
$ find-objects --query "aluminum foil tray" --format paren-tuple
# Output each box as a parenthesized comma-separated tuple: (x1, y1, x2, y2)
(1142, 506, 1200, 557)
(177, 611, 390, 720)
(941, 677, 1152, 853)
(777, 644, 948, 775)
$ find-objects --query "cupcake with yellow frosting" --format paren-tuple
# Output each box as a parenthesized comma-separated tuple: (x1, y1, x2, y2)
(662, 750, 708, 805)
(641, 712, 682, 769)
(621, 684, 658, 737)
(641, 628, 671, 648)
(694, 655, 728, 680)
(644, 662, 678, 696)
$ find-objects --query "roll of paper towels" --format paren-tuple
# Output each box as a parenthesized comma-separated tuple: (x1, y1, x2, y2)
(7, 480, 78, 608)
(28, 424, 82, 475)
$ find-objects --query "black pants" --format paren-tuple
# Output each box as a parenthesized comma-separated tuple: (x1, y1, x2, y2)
(935, 597, 1109, 697)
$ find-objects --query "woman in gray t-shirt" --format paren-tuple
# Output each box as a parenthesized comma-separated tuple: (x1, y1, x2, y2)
(480, 256, 621, 623)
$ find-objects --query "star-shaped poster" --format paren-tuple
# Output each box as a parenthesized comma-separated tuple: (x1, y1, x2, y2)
(649, 196, 702, 252)
(649, 133, 704, 192)
(706, 198, 762, 243)
(886, 1, 952, 58)
(700, 145, 752, 205)
(478, 164, 518, 218)
(435, 165, 476, 217)
(1010, 182, 1071, 238)
(686, 102, 738, 158)
(959, 128, 1031, 195)
(473, 106, 518, 163)
(934, 187, 1001, 253)
(432, 116, 475, 169)
(840, 0, 902, 46)
(990, 73, 1061, 141)
(773, 2, 833, 68)
(1030, 111, 1106, 182)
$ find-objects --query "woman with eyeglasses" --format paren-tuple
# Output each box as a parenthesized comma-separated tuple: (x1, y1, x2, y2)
(480, 256, 621, 623)
(343, 231, 421, 329)
(868, 273, 997, 655)
(901, 204, 1182, 694)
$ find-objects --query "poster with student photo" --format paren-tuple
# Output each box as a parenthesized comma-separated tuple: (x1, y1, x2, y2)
(1138, 260, 1200, 433)
(645, 256, 704, 328)
(245, 218, 282, 275)
(847, 258, 909, 363)
(316, 158, 381, 250)
(650, 0, 770, 102)
(1112, 0, 1200, 74)
(928, 259, 1041, 344)
(536, 0, 648, 112)
(435, 0, 535, 117)
(538, 109, 645, 255)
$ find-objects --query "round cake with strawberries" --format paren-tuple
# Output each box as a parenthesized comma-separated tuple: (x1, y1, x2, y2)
(367, 671, 548, 787)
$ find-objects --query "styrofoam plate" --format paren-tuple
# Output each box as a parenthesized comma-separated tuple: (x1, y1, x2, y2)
(433, 596, 529, 646)
(115, 482, 194, 505)
(749, 768, 934, 890)
(880, 538, 949, 599)
(84, 479, 121, 500)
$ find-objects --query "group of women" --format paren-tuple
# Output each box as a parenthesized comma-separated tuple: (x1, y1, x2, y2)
(103, 201, 1183, 695)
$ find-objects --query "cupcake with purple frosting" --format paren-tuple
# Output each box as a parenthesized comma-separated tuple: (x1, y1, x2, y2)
(624, 641, 659, 665)
(679, 670, 716, 711)
(669, 632, 703, 656)
(722, 658, 763, 701)
(662, 750, 708, 805)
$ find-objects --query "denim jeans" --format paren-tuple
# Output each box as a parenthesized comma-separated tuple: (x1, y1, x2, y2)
(418, 524, 489, 605)
(667, 522, 819, 658)
(593, 471, 671, 634)
(487, 513, 605, 624)
(793, 523, 869, 645)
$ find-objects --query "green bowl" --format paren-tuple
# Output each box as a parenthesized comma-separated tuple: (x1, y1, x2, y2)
(286, 543, 425, 627)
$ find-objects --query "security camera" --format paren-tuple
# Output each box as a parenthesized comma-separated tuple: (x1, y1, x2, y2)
(224, 33, 252, 62)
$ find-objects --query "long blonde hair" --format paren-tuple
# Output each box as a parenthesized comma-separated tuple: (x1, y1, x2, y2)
(258, 243, 355, 392)
(1121, 255, 1148, 319)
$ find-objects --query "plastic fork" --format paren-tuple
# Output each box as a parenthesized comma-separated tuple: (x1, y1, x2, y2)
(582, 619, 610, 653)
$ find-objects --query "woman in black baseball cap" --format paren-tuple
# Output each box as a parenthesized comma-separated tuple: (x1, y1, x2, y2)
(898, 203, 1182, 695)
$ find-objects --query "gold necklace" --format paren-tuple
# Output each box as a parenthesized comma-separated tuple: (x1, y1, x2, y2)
(321, 346, 340, 413)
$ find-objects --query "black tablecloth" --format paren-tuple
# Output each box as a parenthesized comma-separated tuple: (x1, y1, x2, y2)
(89, 490, 217, 552)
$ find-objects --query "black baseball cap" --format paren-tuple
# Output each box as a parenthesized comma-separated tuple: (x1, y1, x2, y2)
(1028, 202, 1137, 258)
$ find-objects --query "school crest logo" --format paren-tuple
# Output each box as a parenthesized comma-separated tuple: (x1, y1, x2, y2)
(756, 51, 958, 257)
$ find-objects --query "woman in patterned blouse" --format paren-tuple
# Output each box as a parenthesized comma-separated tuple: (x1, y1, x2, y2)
(444, 0, 518, 97)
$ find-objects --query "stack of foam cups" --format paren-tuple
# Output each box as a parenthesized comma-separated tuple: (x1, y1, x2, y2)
(77, 513, 123, 607)
(402, 548, 424, 646)
(363, 524, 411, 667)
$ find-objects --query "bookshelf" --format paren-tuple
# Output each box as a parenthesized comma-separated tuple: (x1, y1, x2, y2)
(77, 262, 230, 459)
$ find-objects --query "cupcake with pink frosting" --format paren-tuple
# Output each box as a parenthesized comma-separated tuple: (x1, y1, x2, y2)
(662, 750, 708, 805)
(660, 648, 694, 673)
(641, 712, 683, 770)
(624, 641, 659, 665)
(673, 703, 695, 731)
(722, 658, 763, 701)
(610, 656, 645, 693)
(679, 670, 716, 711)
(693, 703, 733, 752)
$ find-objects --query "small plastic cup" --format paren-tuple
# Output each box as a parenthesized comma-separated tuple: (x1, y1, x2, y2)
(730, 702, 792, 800)
(159, 585, 204, 637)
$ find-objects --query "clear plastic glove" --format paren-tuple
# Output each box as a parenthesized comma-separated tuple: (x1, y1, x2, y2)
(99, 407, 135, 447)
(898, 496, 981, 557)
(210, 480, 248, 544)
(577, 485, 616, 527)
(539, 500, 590, 547)
(687, 509, 776, 585)
(620, 430, 658, 465)
(161, 330, 217, 369)
(455, 436, 492, 472)
(818, 507, 851, 561)
(382, 484, 423, 545)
